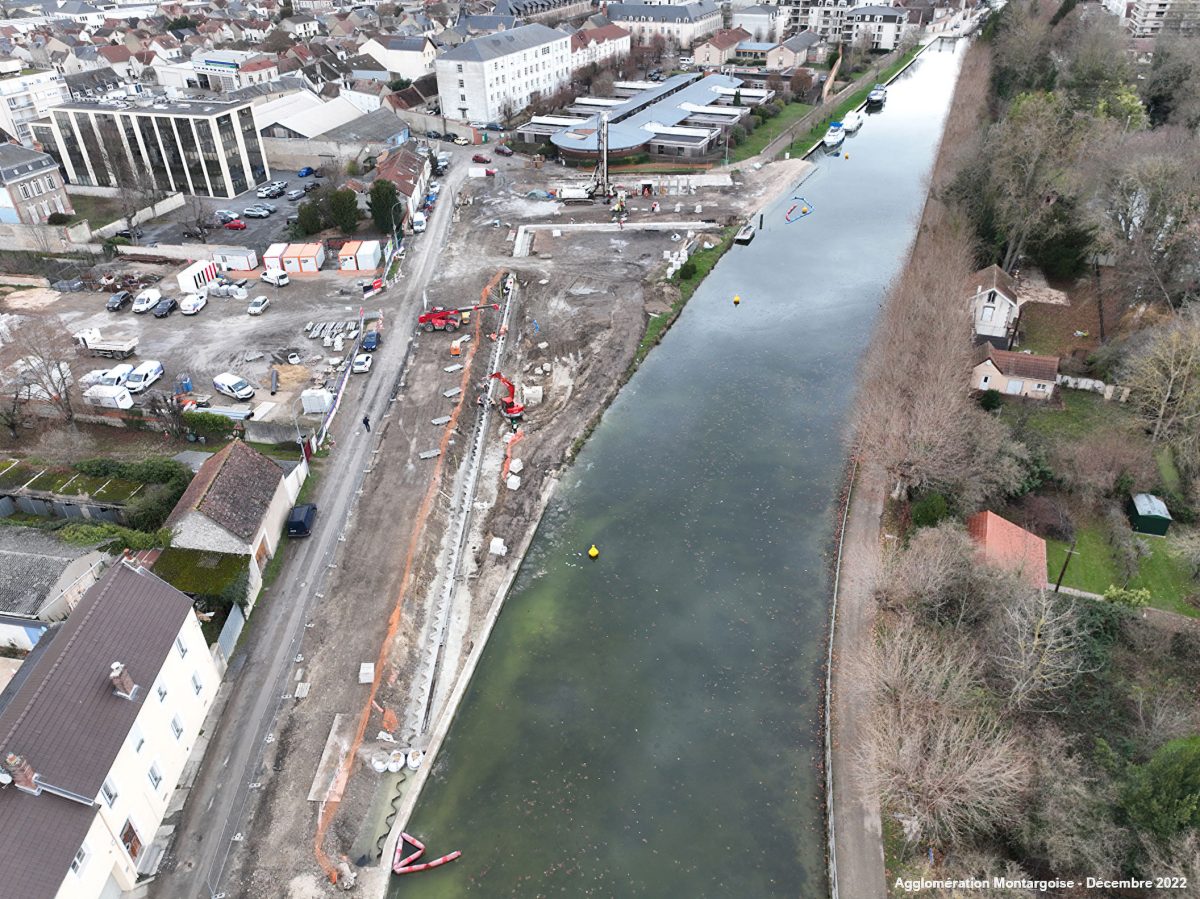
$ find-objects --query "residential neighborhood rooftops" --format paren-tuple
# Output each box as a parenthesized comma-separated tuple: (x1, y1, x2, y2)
(319, 105, 408, 142)
(0, 143, 57, 183)
(165, 440, 284, 541)
(0, 562, 193, 899)
(606, 0, 719, 22)
(975, 346, 1059, 382)
(966, 510, 1048, 589)
(440, 22, 565, 63)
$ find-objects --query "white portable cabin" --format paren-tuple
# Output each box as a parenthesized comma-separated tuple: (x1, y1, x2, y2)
(212, 248, 259, 271)
(177, 259, 219, 295)
(83, 384, 133, 409)
(355, 240, 382, 271)
(263, 242, 288, 271)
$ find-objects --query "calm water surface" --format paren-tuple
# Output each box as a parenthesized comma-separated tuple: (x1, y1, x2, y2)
(395, 40, 965, 898)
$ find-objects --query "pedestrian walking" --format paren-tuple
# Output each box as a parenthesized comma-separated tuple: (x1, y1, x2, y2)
(362, 414, 371, 432)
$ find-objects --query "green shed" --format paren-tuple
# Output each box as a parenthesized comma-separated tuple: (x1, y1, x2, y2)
(1127, 493, 1172, 536)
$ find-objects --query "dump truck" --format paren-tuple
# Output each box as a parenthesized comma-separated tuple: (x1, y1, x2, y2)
(74, 329, 138, 359)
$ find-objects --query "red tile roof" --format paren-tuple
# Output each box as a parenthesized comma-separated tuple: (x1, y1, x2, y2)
(97, 43, 132, 62)
(702, 27, 751, 51)
(976, 346, 1059, 381)
(966, 510, 1048, 588)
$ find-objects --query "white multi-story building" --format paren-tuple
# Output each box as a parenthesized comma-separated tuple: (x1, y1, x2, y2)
(0, 561, 220, 899)
(569, 23, 632, 70)
(1124, 0, 1200, 34)
(842, 4, 914, 49)
(361, 34, 438, 81)
(0, 67, 69, 145)
(732, 4, 785, 42)
(436, 23, 571, 123)
(191, 50, 280, 93)
(33, 96, 270, 197)
(604, 1, 723, 50)
(0, 143, 73, 224)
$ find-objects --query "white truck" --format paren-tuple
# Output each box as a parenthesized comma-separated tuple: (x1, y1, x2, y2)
(556, 185, 595, 204)
(74, 329, 138, 359)
(83, 384, 134, 410)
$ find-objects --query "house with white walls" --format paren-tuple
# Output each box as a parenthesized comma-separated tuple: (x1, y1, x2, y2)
(0, 561, 220, 899)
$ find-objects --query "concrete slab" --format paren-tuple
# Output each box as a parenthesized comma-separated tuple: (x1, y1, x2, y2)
(307, 713, 354, 803)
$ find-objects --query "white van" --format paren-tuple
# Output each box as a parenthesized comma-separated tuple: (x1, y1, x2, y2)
(213, 372, 255, 401)
(412, 211, 427, 233)
(99, 363, 134, 387)
(125, 360, 163, 393)
(261, 270, 289, 287)
(132, 288, 162, 314)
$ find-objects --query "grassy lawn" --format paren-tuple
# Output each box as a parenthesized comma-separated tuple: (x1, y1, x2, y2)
(1156, 445, 1182, 494)
(66, 193, 125, 229)
(728, 102, 813, 163)
(1047, 523, 1197, 617)
(1016, 390, 1136, 442)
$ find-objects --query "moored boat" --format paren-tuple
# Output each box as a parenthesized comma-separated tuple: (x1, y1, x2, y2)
(867, 83, 887, 106)
(822, 122, 846, 147)
(841, 110, 864, 132)
(734, 222, 755, 245)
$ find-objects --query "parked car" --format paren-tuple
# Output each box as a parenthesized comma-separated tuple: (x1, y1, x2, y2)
(132, 289, 161, 314)
(215, 209, 237, 221)
(152, 297, 179, 318)
(286, 503, 317, 537)
(312, 169, 325, 179)
(100, 364, 134, 387)
(115, 227, 144, 240)
(286, 189, 305, 201)
(182, 228, 204, 239)
(254, 201, 277, 213)
(425, 130, 441, 140)
(362, 330, 380, 352)
(180, 294, 207, 315)
(224, 219, 247, 230)
(495, 144, 514, 157)
(452, 135, 470, 146)
(243, 207, 270, 218)
(213, 371, 254, 400)
(303, 182, 319, 193)
(428, 181, 441, 195)
(351, 353, 373, 373)
(486, 122, 504, 132)
(106, 290, 132, 311)
(247, 295, 270, 315)
(125, 360, 163, 394)
(472, 154, 491, 164)
(256, 186, 275, 199)
(261, 270, 289, 287)
(269, 180, 288, 189)
(297, 166, 315, 177)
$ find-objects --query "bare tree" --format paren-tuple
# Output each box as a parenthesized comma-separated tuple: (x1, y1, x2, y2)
(1168, 529, 1200, 579)
(0, 378, 27, 438)
(1121, 307, 1200, 445)
(143, 391, 187, 440)
(1091, 129, 1200, 309)
(94, 119, 163, 245)
(1140, 828, 1200, 887)
(0, 316, 77, 423)
(990, 589, 1091, 710)
(183, 195, 211, 244)
(860, 619, 1033, 846)
(882, 520, 980, 624)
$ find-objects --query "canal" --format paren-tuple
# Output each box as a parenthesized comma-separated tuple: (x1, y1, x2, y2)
(395, 39, 965, 898)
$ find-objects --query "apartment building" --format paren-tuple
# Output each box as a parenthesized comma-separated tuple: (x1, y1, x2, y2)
(191, 50, 280, 93)
(569, 23, 632, 70)
(1125, 0, 1200, 34)
(732, 4, 785, 42)
(0, 67, 70, 145)
(0, 143, 73, 224)
(842, 4, 913, 49)
(436, 23, 571, 123)
(605, 1, 723, 50)
(360, 34, 438, 81)
(0, 561, 220, 899)
(35, 96, 269, 197)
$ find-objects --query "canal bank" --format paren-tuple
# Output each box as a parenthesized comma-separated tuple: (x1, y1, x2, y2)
(384, 39, 967, 898)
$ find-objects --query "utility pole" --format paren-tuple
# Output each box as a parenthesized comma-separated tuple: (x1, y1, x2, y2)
(1053, 539, 1078, 593)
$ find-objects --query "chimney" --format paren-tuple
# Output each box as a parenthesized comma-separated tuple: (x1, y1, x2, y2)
(2, 752, 41, 795)
(109, 662, 139, 700)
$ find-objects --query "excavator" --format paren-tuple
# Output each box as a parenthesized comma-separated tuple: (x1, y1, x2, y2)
(416, 303, 499, 333)
(489, 371, 524, 422)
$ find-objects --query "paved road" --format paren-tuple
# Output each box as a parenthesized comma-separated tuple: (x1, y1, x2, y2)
(150, 158, 468, 899)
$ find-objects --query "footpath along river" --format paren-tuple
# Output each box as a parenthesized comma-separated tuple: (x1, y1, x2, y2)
(394, 39, 966, 898)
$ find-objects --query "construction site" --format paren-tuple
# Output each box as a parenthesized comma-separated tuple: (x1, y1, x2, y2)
(136, 124, 813, 897)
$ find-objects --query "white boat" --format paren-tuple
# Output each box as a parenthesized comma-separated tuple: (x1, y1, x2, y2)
(841, 110, 864, 132)
(822, 122, 846, 148)
(734, 222, 755, 245)
(867, 84, 887, 106)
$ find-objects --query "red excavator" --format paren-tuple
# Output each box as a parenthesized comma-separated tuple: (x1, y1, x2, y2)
(490, 371, 524, 421)
(417, 303, 499, 333)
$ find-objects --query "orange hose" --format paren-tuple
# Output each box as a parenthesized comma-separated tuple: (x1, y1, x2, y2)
(501, 428, 524, 480)
(313, 270, 505, 883)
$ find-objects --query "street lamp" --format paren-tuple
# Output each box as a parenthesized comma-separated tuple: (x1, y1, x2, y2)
(389, 200, 406, 250)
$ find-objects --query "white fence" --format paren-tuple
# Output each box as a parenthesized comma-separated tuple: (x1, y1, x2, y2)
(1056, 374, 1130, 402)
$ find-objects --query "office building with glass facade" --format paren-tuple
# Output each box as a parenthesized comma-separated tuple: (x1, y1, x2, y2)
(30, 97, 269, 198)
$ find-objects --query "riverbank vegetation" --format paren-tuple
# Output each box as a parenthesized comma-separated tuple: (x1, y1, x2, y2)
(853, 3, 1200, 893)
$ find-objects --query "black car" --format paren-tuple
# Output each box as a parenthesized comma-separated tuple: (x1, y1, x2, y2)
(106, 290, 132, 311)
(182, 228, 203, 239)
(115, 227, 144, 240)
(287, 503, 317, 537)
(152, 297, 179, 318)
(485, 122, 503, 132)
(425, 129, 442, 139)
(304, 181, 319, 193)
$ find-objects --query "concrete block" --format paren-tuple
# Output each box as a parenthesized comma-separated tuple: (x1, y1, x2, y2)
(523, 385, 544, 405)
(489, 537, 508, 556)
(358, 663, 375, 684)
(509, 458, 524, 474)
(506, 474, 521, 491)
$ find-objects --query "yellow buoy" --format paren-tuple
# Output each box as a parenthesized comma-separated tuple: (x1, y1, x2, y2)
(801, 207, 809, 215)
(844, 153, 849, 159)
(588, 545, 600, 559)
(733, 294, 741, 306)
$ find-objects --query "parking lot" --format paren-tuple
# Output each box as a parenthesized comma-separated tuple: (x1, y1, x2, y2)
(59, 267, 393, 423)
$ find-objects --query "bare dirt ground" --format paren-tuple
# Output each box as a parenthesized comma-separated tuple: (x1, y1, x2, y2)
(218, 167, 736, 898)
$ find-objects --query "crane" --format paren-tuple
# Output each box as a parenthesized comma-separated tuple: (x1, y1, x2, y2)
(416, 303, 499, 333)
(489, 371, 524, 421)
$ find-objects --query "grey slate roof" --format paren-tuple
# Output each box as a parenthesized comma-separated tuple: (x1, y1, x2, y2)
(320, 105, 407, 141)
(735, 4, 778, 14)
(0, 143, 57, 185)
(373, 33, 428, 51)
(439, 22, 565, 62)
(848, 4, 906, 15)
(0, 562, 193, 899)
(780, 30, 820, 50)
(0, 527, 87, 616)
(606, 1, 719, 23)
